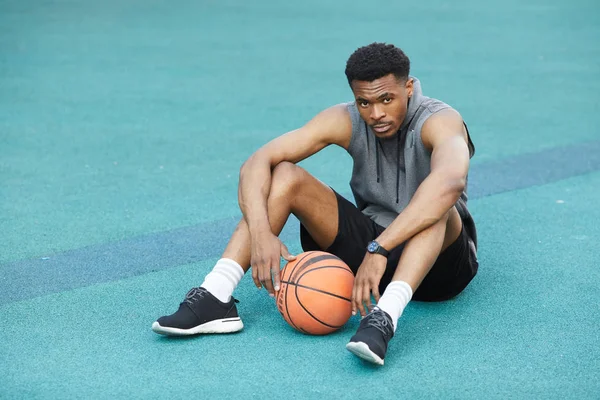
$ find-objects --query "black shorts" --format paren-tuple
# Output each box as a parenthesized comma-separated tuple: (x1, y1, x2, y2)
(300, 191, 479, 302)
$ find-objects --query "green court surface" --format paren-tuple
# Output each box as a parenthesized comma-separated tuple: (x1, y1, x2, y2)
(1, 0, 599, 398)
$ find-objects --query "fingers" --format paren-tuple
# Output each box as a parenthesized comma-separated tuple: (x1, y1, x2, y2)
(352, 279, 369, 317)
(252, 239, 292, 297)
(360, 285, 371, 317)
(272, 263, 281, 292)
(372, 283, 381, 304)
(251, 257, 271, 291)
(251, 263, 261, 289)
(351, 282, 358, 316)
(280, 243, 296, 262)
(352, 279, 378, 317)
(274, 242, 294, 292)
(260, 261, 276, 297)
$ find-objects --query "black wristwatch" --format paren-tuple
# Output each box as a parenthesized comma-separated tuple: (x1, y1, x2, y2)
(367, 240, 390, 258)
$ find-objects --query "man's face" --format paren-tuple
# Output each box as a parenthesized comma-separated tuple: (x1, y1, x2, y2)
(351, 74, 413, 138)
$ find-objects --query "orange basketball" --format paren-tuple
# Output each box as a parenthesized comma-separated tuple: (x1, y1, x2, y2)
(276, 251, 354, 335)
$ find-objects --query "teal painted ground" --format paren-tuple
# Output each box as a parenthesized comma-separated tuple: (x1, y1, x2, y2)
(1, 0, 599, 398)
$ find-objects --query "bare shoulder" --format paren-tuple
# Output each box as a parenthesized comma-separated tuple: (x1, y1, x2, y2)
(421, 108, 468, 151)
(254, 103, 353, 166)
(303, 103, 353, 150)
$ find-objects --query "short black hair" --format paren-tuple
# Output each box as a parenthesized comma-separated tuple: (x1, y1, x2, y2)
(345, 43, 410, 85)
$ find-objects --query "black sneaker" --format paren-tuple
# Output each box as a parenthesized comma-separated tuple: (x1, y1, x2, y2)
(152, 287, 243, 336)
(345, 307, 394, 365)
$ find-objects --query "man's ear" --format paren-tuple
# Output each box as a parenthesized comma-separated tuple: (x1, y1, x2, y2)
(405, 78, 414, 98)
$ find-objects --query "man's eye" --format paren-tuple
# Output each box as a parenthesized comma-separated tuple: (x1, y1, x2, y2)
(383, 98, 392, 104)
(359, 101, 369, 108)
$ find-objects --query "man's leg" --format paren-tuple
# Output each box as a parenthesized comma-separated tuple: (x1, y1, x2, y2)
(346, 207, 462, 365)
(153, 162, 340, 335)
(389, 205, 462, 291)
(220, 162, 339, 273)
(201, 161, 340, 300)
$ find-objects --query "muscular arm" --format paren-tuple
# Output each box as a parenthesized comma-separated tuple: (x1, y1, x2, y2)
(375, 109, 471, 251)
(238, 104, 352, 237)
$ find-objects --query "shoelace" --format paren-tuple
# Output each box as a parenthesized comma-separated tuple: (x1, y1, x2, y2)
(182, 287, 240, 306)
(365, 309, 393, 337)
(183, 287, 206, 306)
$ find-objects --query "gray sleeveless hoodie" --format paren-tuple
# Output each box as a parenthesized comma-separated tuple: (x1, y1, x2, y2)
(346, 77, 477, 245)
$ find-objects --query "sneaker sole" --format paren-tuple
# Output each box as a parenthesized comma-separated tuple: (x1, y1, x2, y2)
(346, 341, 384, 366)
(151, 318, 244, 336)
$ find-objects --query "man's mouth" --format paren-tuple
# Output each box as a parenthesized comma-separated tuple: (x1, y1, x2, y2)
(372, 123, 392, 133)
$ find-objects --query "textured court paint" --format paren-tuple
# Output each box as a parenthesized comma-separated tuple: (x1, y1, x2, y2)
(2, 0, 600, 397)
(2, 139, 600, 306)
(2, 0, 600, 264)
(467, 140, 600, 198)
(1, 173, 599, 399)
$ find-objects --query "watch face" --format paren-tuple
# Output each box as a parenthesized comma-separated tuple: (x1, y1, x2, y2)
(368, 241, 378, 253)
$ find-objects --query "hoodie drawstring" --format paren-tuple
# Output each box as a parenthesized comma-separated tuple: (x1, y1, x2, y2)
(366, 122, 399, 203)
(365, 121, 383, 184)
(365, 121, 400, 203)
(396, 133, 400, 203)
(366, 97, 422, 204)
(376, 138, 382, 184)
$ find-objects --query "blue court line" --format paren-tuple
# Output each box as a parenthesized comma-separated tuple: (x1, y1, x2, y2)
(2, 140, 600, 306)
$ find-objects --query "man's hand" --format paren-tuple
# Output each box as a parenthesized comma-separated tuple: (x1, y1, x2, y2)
(351, 253, 387, 317)
(250, 231, 296, 297)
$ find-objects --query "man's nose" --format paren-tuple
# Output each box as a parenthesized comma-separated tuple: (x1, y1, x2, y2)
(370, 104, 385, 121)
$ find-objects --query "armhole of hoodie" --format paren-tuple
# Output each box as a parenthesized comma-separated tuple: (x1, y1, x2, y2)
(346, 102, 363, 157)
(463, 122, 476, 158)
(416, 103, 453, 155)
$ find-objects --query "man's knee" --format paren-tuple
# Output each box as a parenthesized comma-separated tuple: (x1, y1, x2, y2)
(270, 162, 307, 199)
(441, 206, 462, 250)
(436, 206, 458, 227)
(407, 206, 458, 244)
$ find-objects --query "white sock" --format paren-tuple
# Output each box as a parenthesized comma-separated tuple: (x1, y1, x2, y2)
(200, 258, 245, 303)
(376, 281, 413, 332)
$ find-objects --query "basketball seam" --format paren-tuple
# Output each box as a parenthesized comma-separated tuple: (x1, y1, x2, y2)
(296, 265, 353, 301)
(281, 252, 350, 333)
(284, 285, 301, 332)
(283, 252, 312, 332)
(280, 280, 351, 302)
(290, 254, 341, 282)
(293, 284, 343, 329)
(287, 252, 312, 280)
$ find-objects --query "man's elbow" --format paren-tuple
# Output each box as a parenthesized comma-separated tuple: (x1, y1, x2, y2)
(451, 176, 466, 194)
(443, 176, 466, 199)
(240, 151, 261, 175)
(239, 154, 258, 184)
(239, 156, 252, 180)
(239, 150, 274, 180)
